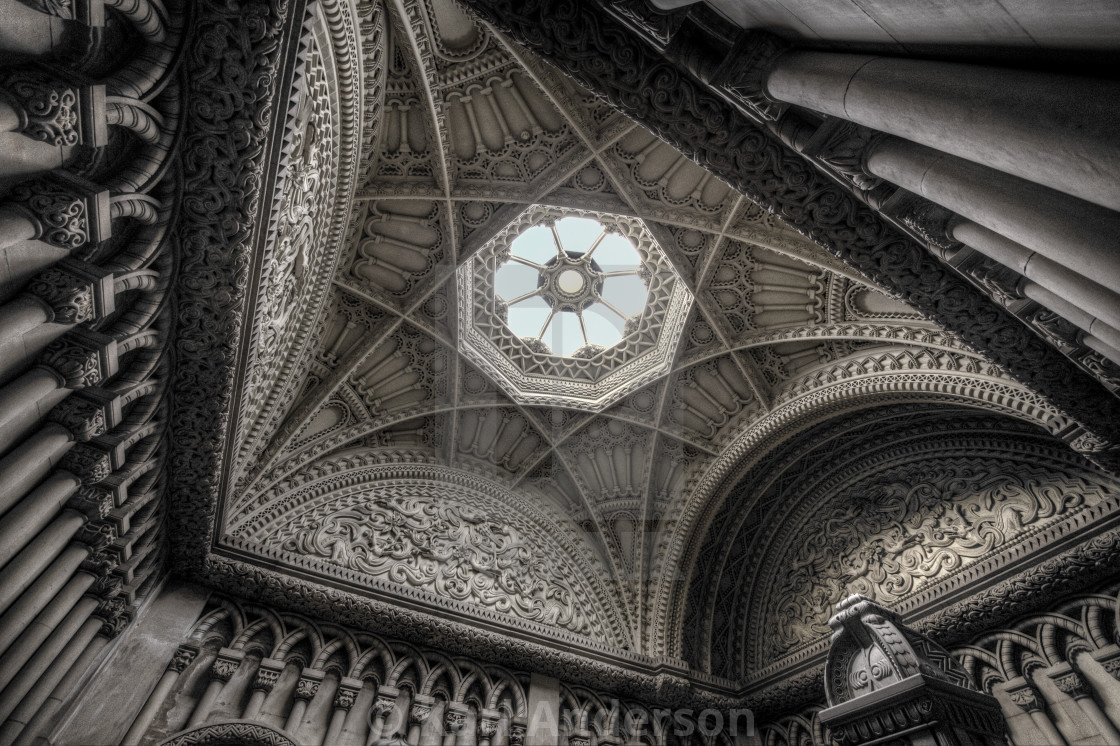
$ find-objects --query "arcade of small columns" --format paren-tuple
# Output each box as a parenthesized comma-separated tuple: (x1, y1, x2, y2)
(0, 0, 180, 742)
(575, 1, 1120, 385)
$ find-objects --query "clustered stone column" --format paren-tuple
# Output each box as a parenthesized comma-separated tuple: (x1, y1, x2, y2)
(0, 0, 182, 741)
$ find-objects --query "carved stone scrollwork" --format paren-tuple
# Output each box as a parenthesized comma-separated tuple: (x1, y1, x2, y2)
(60, 442, 113, 483)
(37, 329, 118, 389)
(6, 171, 111, 249)
(0, 69, 106, 146)
(168, 645, 200, 673)
(713, 30, 790, 123)
(48, 395, 108, 442)
(444, 706, 468, 733)
(26, 258, 115, 325)
(410, 697, 434, 725)
(477, 710, 500, 739)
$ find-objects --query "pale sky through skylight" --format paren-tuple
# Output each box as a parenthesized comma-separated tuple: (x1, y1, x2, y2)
(496, 216, 647, 356)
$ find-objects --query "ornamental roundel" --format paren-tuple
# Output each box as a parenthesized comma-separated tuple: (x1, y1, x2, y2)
(456, 205, 693, 411)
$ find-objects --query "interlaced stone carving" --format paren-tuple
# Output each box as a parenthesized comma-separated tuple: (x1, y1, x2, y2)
(6, 172, 110, 250)
(0, 69, 104, 146)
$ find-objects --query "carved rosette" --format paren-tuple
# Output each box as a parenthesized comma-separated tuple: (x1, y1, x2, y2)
(0, 70, 106, 146)
(168, 645, 199, 674)
(48, 396, 108, 441)
(6, 172, 110, 249)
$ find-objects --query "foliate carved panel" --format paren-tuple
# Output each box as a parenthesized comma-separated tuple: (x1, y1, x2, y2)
(0, 69, 105, 146)
(7, 171, 111, 249)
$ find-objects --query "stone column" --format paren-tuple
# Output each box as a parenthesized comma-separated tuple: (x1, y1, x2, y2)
(477, 708, 500, 746)
(0, 472, 81, 570)
(764, 52, 1120, 211)
(323, 677, 362, 746)
(865, 137, 1120, 296)
(525, 673, 560, 746)
(366, 685, 400, 743)
(0, 516, 86, 616)
(0, 569, 94, 691)
(243, 657, 284, 720)
(443, 703, 468, 746)
(1021, 283, 1120, 364)
(818, 594, 1007, 746)
(0, 422, 75, 515)
(285, 669, 325, 734)
(406, 694, 434, 745)
(0, 561, 93, 658)
(186, 649, 240, 728)
(1051, 670, 1120, 743)
(949, 219, 1120, 332)
(1007, 683, 1067, 745)
(121, 644, 199, 746)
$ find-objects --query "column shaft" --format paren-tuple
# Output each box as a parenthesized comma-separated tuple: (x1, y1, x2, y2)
(0, 473, 80, 570)
(0, 569, 93, 692)
(242, 689, 268, 721)
(324, 708, 348, 746)
(285, 699, 309, 734)
(950, 220, 1120, 331)
(0, 561, 92, 658)
(865, 138, 1120, 295)
(121, 668, 181, 746)
(0, 513, 85, 615)
(9, 630, 107, 746)
(0, 206, 37, 254)
(0, 368, 63, 457)
(0, 423, 74, 515)
(186, 678, 225, 729)
(765, 51, 1120, 211)
(1022, 284, 1120, 358)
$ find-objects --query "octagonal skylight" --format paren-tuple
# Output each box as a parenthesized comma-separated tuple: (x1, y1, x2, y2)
(495, 216, 648, 357)
(456, 205, 693, 411)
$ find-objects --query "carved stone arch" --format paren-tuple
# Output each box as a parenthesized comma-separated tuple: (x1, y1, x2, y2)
(654, 365, 1080, 659)
(158, 720, 299, 746)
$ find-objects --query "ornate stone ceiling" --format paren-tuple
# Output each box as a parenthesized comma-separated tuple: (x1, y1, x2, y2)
(168, 0, 1120, 705)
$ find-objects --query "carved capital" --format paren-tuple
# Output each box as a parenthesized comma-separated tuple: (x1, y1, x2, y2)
(251, 662, 283, 693)
(294, 673, 323, 701)
(37, 329, 118, 389)
(508, 723, 526, 746)
(373, 694, 397, 717)
(477, 708, 501, 738)
(76, 520, 117, 553)
(1008, 685, 1044, 714)
(94, 597, 131, 638)
(1052, 672, 1091, 701)
(48, 395, 108, 441)
(60, 442, 113, 483)
(6, 171, 111, 249)
(0, 69, 106, 146)
(444, 707, 467, 733)
(803, 120, 884, 192)
(26, 258, 115, 325)
(168, 645, 199, 673)
(208, 649, 243, 682)
(603, 0, 686, 48)
(409, 700, 433, 725)
(569, 731, 592, 746)
(66, 484, 113, 520)
(714, 31, 790, 122)
(898, 202, 962, 260)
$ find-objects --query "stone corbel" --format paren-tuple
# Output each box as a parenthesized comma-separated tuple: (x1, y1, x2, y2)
(37, 327, 119, 389)
(25, 257, 116, 325)
(0, 68, 107, 146)
(5, 171, 112, 250)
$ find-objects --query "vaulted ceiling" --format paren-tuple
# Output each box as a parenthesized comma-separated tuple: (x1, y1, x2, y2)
(168, 0, 1120, 706)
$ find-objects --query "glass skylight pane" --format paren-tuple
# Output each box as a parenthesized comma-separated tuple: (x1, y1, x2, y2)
(510, 224, 558, 264)
(584, 304, 626, 347)
(602, 275, 647, 316)
(495, 262, 538, 301)
(555, 217, 602, 254)
(507, 296, 551, 339)
(544, 312, 585, 356)
(592, 233, 639, 271)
